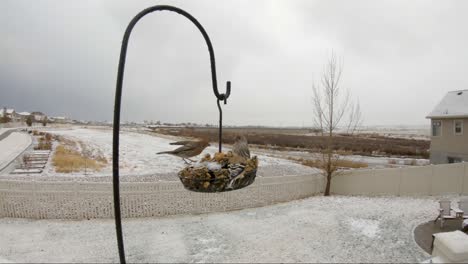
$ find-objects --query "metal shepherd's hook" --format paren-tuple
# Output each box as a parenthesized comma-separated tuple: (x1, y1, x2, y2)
(112, 5, 231, 263)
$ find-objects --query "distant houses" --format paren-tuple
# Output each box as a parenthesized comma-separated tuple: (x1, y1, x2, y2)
(426, 89, 468, 164)
(17, 111, 31, 119)
(31, 111, 46, 122)
(49, 116, 72, 124)
(0, 108, 19, 122)
(1, 108, 48, 123)
(0, 107, 74, 125)
(0, 108, 32, 123)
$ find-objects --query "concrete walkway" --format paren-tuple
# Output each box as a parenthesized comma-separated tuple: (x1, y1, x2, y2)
(0, 132, 32, 172)
(0, 128, 17, 141)
(414, 219, 465, 254)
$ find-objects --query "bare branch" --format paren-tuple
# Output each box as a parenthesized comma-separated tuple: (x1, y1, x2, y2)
(310, 52, 363, 196)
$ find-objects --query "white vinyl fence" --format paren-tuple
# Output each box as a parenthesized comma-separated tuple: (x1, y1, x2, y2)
(331, 162, 468, 196)
(0, 174, 324, 219)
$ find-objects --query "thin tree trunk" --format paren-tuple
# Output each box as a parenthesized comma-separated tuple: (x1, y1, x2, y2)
(324, 171, 332, 196)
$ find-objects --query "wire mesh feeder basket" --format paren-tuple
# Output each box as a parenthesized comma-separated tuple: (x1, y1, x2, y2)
(178, 152, 258, 192)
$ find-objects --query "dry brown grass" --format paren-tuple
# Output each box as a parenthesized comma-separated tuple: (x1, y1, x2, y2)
(53, 145, 106, 173)
(34, 133, 53, 150)
(34, 141, 52, 150)
(153, 127, 430, 158)
(290, 157, 368, 169)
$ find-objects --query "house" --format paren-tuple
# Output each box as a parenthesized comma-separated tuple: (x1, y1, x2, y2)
(30, 111, 47, 122)
(426, 89, 468, 164)
(51, 116, 71, 124)
(17, 112, 31, 121)
(0, 108, 20, 122)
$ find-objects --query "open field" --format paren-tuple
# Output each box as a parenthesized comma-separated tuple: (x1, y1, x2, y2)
(21, 127, 317, 179)
(0, 125, 431, 179)
(151, 126, 430, 158)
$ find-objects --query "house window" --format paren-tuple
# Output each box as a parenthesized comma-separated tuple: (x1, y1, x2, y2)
(454, 120, 463, 135)
(432, 120, 442, 136)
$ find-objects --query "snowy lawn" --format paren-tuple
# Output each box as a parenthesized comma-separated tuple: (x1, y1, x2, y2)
(42, 128, 318, 179)
(0, 195, 438, 263)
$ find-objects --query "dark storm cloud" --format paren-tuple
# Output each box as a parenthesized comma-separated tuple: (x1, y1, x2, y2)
(1, 0, 468, 126)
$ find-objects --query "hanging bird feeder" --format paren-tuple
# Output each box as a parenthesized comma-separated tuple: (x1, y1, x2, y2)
(178, 152, 258, 192)
(112, 5, 258, 263)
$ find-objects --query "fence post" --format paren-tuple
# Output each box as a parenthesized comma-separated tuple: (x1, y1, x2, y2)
(371, 168, 376, 195)
(32, 178, 39, 219)
(462, 162, 467, 195)
(397, 167, 402, 196)
(430, 164, 434, 196)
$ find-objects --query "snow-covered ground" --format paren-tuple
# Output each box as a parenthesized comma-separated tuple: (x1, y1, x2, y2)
(355, 125, 430, 141)
(42, 128, 318, 179)
(0, 132, 31, 171)
(251, 148, 429, 169)
(0, 195, 441, 263)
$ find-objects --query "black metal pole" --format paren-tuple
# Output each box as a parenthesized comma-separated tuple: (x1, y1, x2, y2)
(112, 5, 231, 263)
(217, 99, 222, 153)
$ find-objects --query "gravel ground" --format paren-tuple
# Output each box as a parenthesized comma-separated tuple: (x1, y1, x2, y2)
(0, 195, 439, 263)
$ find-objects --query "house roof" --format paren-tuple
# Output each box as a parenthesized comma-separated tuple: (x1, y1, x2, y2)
(0, 108, 15, 115)
(17, 112, 31, 116)
(427, 90, 468, 119)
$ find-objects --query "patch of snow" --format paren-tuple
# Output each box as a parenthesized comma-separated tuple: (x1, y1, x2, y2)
(198, 161, 222, 171)
(346, 217, 381, 238)
(0, 195, 446, 263)
(41, 128, 316, 178)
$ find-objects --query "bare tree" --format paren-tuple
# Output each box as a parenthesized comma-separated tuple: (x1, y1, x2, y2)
(26, 115, 33, 127)
(41, 116, 48, 127)
(312, 53, 362, 196)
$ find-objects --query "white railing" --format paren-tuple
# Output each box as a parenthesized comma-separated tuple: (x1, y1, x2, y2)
(0, 174, 324, 219)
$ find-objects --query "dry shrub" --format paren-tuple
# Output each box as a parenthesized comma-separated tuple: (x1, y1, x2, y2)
(53, 145, 105, 173)
(336, 159, 369, 169)
(34, 134, 53, 150)
(403, 159, 418, 166)
(55, 135, 78, 148)
(290, 157, 368, 169)
(154, 127, 430, 158)
(32, 130, 39, 136)
(45, 133, 52, 141)
(34, 141, 52, 150)
(95, 155, 108, 164)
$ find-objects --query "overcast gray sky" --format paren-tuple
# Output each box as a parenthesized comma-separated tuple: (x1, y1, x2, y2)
(1, 0, 467, 127)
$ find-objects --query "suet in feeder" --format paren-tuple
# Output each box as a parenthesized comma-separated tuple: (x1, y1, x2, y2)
(178, 152, 258, 192)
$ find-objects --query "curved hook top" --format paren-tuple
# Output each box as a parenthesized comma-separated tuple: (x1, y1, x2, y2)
(116, 5, 230, 103)
(112, 6, 231, 263)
